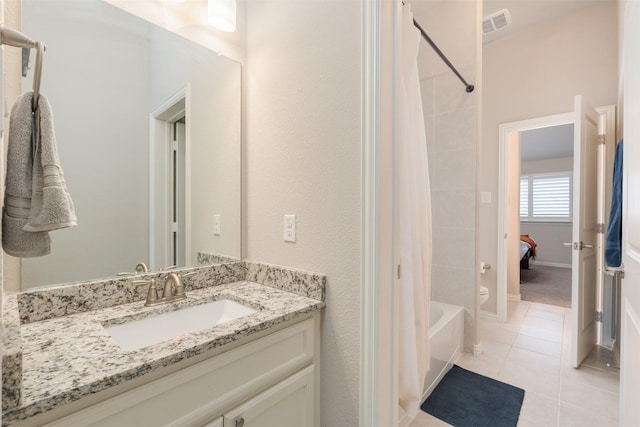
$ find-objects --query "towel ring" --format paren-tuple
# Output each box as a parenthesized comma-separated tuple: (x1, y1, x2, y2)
(32, 41, 44, 112)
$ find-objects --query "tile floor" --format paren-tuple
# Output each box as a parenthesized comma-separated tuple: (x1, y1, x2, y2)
(410, 300, 620, 426)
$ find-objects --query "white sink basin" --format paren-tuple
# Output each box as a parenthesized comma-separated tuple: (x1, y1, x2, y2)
(105, 299, 257, 351)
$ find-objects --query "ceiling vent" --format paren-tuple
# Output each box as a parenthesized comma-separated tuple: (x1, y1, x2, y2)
(482, 9, 512, 34)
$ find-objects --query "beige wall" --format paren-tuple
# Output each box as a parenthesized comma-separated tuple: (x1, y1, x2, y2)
(480, 1, 618, 314)
(245, 1, 361, 425)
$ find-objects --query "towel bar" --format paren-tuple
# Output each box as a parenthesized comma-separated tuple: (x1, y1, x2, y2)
(0, 25, 46, 111)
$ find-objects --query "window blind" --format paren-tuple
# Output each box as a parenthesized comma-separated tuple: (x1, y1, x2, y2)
(520, 172, 572, 222)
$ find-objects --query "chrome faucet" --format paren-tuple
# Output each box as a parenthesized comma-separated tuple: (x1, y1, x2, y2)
(132, 271, 195, 307)
(161, 272, 187, 302)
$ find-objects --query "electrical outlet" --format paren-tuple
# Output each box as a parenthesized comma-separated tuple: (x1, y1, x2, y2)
(213, 215, 221, 235)
(284, 215, 296, 242)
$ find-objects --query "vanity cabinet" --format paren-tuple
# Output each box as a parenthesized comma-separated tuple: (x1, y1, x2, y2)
(35, 316, 319, 427)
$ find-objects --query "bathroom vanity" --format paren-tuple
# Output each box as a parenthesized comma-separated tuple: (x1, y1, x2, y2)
(1, 261, 324, 426)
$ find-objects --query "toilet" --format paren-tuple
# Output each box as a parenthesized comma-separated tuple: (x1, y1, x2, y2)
(479, 286, 489, 305)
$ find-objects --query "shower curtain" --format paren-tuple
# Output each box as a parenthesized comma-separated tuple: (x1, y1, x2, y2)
(397, 4, 432, 420)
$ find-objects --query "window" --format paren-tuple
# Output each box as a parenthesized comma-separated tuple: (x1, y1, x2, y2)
(520, 172, 572, 222)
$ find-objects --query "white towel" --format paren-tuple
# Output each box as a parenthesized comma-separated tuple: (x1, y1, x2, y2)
(2, 91, 76, 257)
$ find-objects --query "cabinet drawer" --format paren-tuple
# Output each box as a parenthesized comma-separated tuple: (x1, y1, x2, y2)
(45, 317, 316, 427)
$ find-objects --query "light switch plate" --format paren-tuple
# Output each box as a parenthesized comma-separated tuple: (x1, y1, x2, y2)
(284, 215, 296, 242)
(213, 215, 221, 235)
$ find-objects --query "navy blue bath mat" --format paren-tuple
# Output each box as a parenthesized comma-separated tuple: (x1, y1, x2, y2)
(420, 365, 525, 427)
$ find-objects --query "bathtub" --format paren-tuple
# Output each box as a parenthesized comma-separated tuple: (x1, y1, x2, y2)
(421, 301, 464, 400)
(397, 301, 465, 426)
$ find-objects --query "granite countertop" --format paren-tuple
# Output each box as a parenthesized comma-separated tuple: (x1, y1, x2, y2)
(2, 261, 325, 424)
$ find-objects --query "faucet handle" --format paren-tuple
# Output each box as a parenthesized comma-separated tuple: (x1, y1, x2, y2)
(117, 271, 135, 277)
(175, 271, 196, 296)
(132, 278, 160, 306)
(135, 262, 150, 273)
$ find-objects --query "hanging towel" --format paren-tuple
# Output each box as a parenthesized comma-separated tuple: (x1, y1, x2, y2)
(2, 91, 76, 257)
(605, 139, 623, 267)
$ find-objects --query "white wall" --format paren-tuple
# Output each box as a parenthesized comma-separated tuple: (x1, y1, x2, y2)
(480, 1, 618, 314)
(417, 0, 479, 350)
(245, 1, 361, 425)
(521, 222, 572, 267)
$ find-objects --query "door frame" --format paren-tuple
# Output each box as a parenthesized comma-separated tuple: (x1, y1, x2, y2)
(359, 0, 398, 426)
(149, 85, 192, 270)
(496, 106, 615, 322)
(497, 112, 574, 321)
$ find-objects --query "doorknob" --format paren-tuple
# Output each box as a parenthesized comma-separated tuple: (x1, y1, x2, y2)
(563, 242, 593, 250)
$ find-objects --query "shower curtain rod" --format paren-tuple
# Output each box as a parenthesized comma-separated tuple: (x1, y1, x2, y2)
(413, 18, 475, 93)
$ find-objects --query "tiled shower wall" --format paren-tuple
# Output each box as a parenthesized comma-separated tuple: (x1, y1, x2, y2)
(416, 0, 479, 351)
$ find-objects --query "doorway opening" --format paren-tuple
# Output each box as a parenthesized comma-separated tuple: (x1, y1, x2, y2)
(497, 111, 574, 321)
(497, 103, 616, 368)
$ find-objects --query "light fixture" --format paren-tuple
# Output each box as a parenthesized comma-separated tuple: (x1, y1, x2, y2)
(208, 0, 236, 32)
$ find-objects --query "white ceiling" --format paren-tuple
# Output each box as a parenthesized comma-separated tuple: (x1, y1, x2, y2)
(520, 123, 574, 162)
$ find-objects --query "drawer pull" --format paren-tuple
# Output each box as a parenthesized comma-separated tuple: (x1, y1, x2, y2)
(235, 417, 245, 427)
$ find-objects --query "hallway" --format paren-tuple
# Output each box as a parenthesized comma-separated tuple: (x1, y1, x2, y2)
(411, 300, 619, 426)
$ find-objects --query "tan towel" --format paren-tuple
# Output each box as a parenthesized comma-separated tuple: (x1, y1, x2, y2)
(2, 92, 76, 257)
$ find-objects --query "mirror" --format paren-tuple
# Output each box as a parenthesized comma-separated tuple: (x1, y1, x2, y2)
(19, 0, 241, 289)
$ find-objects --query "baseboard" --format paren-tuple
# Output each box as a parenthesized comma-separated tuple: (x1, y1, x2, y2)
(480, 310, 497, 320)
(473, 342, 482, 356)
(508, 293, 522, 301)
(398, 406, 411, 427)
(533, 261, 571, 269)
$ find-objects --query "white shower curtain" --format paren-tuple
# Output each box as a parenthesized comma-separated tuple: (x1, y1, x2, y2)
(397, 4, 432, 420)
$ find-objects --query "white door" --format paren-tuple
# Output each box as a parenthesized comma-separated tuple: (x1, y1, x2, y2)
(173, 122, 187, 267)
(620, 1, 640, 423)
(570, 95, 600, 368)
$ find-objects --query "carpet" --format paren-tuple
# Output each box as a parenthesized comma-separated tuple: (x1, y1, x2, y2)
(420, 365, 525, 427)
(520, 265, 572, 307)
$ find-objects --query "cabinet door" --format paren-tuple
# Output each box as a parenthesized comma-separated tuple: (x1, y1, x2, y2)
(224, 365, 314, 427)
